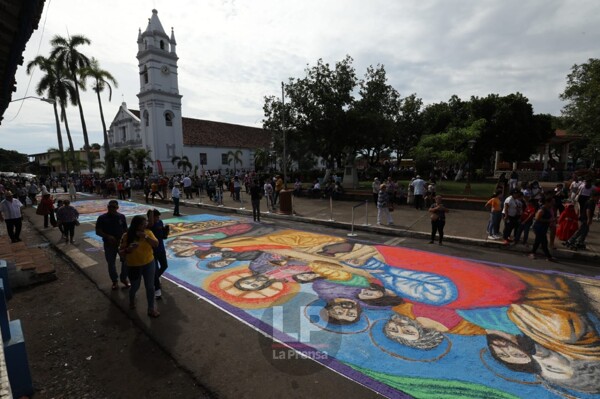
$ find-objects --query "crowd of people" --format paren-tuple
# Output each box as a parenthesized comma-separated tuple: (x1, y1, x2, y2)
(485, 174, 600, 261)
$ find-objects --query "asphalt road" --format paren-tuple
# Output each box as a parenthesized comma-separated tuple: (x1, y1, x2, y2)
(19, 195, 600, 399)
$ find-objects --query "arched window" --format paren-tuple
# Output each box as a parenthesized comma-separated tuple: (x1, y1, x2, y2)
(143, 65, 148, 84)
(143, 110, 149, 126)
(165, 111, 173, 127)
(160, 40, 165, 50)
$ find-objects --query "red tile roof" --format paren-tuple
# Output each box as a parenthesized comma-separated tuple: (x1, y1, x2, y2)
(182, 118, 271, 148)
(128, 109, 272, 149)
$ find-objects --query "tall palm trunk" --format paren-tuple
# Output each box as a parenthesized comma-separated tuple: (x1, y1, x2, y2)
(95, 89, 113, 175)
(71, 67, 93, 173)
(61, 106, 77, 172)
(51, 101, 66, 171)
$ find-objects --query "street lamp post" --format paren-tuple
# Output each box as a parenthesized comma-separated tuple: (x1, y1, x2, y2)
(464, 139, 476, 195)
(10, 96, 55, 104)
(281, 82, 287, 189)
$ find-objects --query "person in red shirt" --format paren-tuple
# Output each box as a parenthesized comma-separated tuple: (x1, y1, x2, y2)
(514, 196, 537, 246)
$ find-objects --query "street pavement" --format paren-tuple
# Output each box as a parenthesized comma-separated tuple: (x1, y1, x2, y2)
(16, 190, 600, 398)
(174, 189, 599, 264)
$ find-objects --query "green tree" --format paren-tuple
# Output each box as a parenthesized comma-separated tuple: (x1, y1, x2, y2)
(411, 119, 485, 173)
(26, 54, 78, 169)
(264, 56, 357, 173)
(226, 150, 243, 174)
(80, 58, 118, 175)
(132, 149, 153, 175)
(253, 148, 270, 172)
(113, 148, 132, 175)
(50, 34, 93, 172)
(171, 155, 192, 174)
(0, 149, 28, 171)
(349, 64, 399, 172)
(560, 58, 600, 162)
(393, 93, 424, 165)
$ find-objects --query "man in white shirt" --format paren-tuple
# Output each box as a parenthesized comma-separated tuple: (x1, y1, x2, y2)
(0, 191, 24, 243)
(502, 189, 522, 244)
(171, 183, 181, 216)
(410, 175, 427, 210)
(124, 178, 131, 199)
(182, 175, 192, 199)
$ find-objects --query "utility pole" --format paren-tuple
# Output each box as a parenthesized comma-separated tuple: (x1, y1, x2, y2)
(281, 82, 287, 189)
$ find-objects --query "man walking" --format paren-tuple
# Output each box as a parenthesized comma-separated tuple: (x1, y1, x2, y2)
(171, 182, 181, 216)
(182, 175, 192, 199)
(95, 200, 129, 290)
(502, 189, 522, 245)
(410, 175, 427, 210)
(250, 180, 262, 222)
(0, 191, 24, 243)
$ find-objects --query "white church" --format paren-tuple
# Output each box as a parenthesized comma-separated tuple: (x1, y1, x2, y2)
(107, 9, 272, 175)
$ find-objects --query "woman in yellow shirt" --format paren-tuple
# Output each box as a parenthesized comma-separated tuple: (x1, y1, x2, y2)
(119, 215, 160, 317)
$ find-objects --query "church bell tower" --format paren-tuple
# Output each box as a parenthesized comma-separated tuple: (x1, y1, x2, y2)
(137, 9, 183, 175)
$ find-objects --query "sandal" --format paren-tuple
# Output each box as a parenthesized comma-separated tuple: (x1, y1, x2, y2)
(111, 282, 119, 290)
(147, 309, 160, 318)
(120, 278, 131, 288)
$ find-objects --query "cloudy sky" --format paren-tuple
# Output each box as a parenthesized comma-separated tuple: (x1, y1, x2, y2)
(2, 0, 600, 155)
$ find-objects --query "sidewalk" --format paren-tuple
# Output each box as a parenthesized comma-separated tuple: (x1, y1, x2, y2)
(164, 190, 599, 263)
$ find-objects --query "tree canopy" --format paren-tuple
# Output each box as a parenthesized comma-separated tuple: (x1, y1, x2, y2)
(560, 58, 600, 162)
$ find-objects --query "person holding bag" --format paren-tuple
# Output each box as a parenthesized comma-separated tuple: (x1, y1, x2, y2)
(429, 195, 448, 245)
(119, 215, 160, 317)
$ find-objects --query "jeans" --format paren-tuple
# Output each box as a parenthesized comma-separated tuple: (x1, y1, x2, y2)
(104, 242, 128, 283)
(5, 218, 22, 242)
(62, 221, 76, 241)
(128, 261, 156, 312)
(531, 227, 551, 258)
(414, 194, 424, 210)
(503, 215, 520, 240)
(251, 199, 261, 221)
(568, 222, 590, 246)
(515, 220, 533, 244)
(43, 212, 56, 228)
(153, 252, 168, 290)
(431, 220, 446, 243)
(172, 197, 180, 215)
(487, 211, 502, 236)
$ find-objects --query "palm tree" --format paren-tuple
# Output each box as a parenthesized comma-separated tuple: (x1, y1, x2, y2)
(253, 148, 270, 172)
(227, 150, 243, 175)
(131, 149, 153, 175)
(50, 34, 93, 172)
(80, 58, 118, 175)
(26, 55, 78, 170)
(26, 55, 65, 169)
(171, 155, 192, 174)
(114, 148, 132, 175)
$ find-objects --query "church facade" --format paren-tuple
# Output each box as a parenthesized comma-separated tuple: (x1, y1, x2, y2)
(107, 9, 271, 175)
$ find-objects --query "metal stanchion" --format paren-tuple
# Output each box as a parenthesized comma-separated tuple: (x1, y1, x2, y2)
(363, 200, 371, 226)
(328, 195, 335, 221)
(348, 202, 364, 237)
(239, 190, 246, 210)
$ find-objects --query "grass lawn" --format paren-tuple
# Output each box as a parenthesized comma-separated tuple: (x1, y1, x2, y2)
(358, 180, 497, 199)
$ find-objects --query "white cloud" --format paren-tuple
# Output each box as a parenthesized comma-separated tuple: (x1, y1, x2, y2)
(2, 0, 599, 155)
